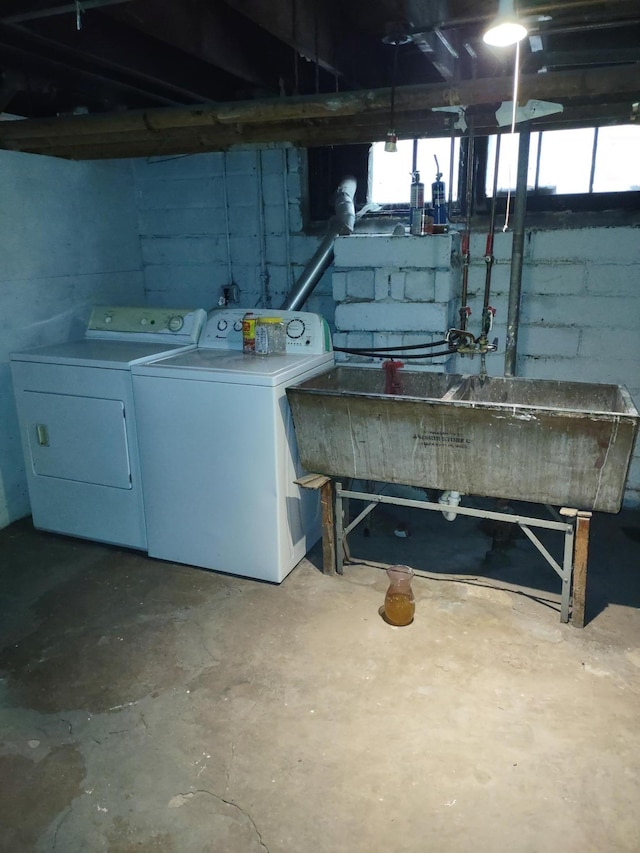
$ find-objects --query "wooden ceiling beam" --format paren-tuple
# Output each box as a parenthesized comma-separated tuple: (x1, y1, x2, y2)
(5, 101, 635, 161)
(1, 64, 637, 158)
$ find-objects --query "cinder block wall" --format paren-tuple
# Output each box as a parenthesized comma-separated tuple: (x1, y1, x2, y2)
(456, 228, 640, 381)
(464, 227, 640, 507)
(1, 150, 144, 529)
(333, 234, 461, 371)
(132, 146, 333, 319)
(332, 226, 640, 507)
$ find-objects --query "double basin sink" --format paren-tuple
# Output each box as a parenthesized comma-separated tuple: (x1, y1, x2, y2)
(286, 367, 639, 512)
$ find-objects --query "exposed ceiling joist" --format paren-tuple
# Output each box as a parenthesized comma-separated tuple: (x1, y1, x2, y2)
(0, 0, 132, 25)
(1, 0, 639, 138)
(105, 0, 284, 90)
(223, 0, 387, 90)
(224, 0, 338, 73)
(0, 30, 183, 107)
(3, 18, 219, 105)
(411, 30, 458, 80)
(525, 49, 640, 71)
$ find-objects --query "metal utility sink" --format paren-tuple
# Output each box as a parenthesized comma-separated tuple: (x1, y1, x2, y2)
(296, 366, 459, 399)
(286, 366, 639, 513)
(452, 375, 629, 413)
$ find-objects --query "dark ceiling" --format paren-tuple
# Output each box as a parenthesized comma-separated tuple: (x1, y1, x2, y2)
(0, 0, 638, 157)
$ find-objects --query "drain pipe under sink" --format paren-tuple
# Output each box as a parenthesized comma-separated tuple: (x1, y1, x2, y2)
(439, 490, 462, 521)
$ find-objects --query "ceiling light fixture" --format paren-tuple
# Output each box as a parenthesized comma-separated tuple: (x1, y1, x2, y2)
(384, 37, 403, 153)
(483, 0, 528, 47)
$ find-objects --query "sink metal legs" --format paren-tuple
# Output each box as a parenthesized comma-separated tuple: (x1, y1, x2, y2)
(331, 481, 591, 627)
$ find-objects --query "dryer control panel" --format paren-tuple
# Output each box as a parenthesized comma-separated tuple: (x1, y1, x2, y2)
(86, 307, 207, 344)
(200, 309, 332, 355)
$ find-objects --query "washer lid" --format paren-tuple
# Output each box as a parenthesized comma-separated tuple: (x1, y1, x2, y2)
(132, 349, 335, 386)
(10, 339, 195, 369)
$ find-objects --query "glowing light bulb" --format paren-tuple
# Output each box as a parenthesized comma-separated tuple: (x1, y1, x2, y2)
(384, 130, 398, 153)
(483, 0, 528, 47)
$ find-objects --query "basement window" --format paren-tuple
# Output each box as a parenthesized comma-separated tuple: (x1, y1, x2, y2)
(307, 125, 640, 225)
(486, 125, 640, 196)
(368, 138, 461, 206)
(475, 124, 640, 217)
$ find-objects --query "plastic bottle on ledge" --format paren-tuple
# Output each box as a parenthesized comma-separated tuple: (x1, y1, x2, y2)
(432, 155, 448, 234)
(409, 170, 425, 236)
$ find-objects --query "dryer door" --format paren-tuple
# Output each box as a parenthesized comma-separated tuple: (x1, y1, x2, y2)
(21, 391, 132, 489)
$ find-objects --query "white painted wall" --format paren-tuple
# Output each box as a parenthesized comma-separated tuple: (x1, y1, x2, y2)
(132, 146, 334, 320)
(1, 150, 144, 528)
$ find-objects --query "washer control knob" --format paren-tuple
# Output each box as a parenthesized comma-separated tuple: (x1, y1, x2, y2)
(217, 319, 228, 331)
(168, 315, 184, 332)
(233, 320, 243, 332)
(287, 318, 305, 339)
(104, 315, 113, 324)
(140, 318, 148, 326)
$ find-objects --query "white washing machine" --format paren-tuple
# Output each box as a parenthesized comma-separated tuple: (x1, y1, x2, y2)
(131, 308, 334, 583)
(10, 306, 206, 549)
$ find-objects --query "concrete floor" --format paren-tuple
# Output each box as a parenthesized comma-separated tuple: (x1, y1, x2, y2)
(1, 500, 639, 853)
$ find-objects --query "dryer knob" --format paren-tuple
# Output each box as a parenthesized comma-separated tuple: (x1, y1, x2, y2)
(217, 319, 228, 331)
(287, 318, 305, 339)
(168, 315, 184, 332)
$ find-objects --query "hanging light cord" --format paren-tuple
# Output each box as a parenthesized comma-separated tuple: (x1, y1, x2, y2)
(390, 42, 399, 130)
(503, 40, 521, 232)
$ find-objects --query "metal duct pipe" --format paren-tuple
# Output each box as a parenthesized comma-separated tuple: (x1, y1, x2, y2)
(333, 175, 357, 234)
(504, 127, 530, 377)
(281, 175, 356, 311)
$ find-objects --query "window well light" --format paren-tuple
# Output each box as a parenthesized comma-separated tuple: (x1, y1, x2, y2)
(483, 0, 528, 47)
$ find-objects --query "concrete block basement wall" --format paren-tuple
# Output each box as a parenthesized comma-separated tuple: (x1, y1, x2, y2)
(333, 233, 461, 371)
(1, 150, 144, 529)
(332, 227, 640, 507)
(132, 146, 333, 319)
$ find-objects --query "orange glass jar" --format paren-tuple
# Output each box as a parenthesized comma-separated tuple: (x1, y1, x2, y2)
(383, 565, 415, 626)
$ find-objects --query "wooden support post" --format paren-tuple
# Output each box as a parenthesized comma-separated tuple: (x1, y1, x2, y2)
(572, 511, 592, 628)
(320, 479, 336, 576)
(295, 473, 335, 576)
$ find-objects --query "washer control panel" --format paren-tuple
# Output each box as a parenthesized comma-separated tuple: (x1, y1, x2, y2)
(86, 307, 207, 344)
(201, 309, 332, 354)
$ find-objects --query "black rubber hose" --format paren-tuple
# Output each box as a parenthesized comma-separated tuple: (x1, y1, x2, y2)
(333, 339, 449, 353)
(334, 348, 457, 359)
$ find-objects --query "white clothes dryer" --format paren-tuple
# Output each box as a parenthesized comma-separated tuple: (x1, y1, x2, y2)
(10, 306, 206, 549)
(131, 308, 334, 583)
